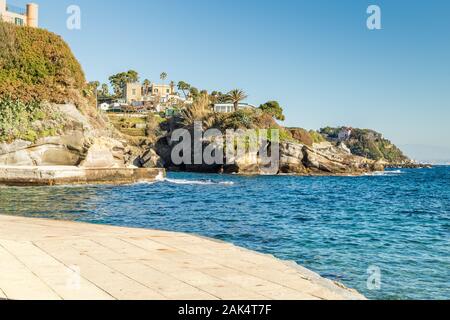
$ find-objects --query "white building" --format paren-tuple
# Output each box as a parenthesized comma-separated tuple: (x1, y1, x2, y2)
(98, 103, 110, 111)
(0, 1, 38, 27)
(213, 103, 257, 113)
(338, 127, 353, 141)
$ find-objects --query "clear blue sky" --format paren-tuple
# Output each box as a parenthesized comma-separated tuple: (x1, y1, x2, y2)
(13, 0, 450, 160)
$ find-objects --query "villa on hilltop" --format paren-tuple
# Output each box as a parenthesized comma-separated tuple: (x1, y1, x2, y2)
(0, 0, 38, 27)
(338, 127, 353, 141)
(98, 81, 193, 114)
(124, 81, 192, 113)
(100, 77, 256, 116)
(125, 82, 177, 104)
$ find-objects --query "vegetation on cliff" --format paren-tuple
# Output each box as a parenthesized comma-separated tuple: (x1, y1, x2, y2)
(0, 97, 65, 143)
(0, 22, 107, 143)
(0, 21, 86, 105)
(288, 128, 326, 146)
(320, 127, 409, 163)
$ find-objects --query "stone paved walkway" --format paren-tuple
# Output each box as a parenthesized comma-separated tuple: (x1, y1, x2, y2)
(0, 215, 364, 300)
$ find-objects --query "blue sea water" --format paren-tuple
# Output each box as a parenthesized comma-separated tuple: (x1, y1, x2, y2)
(1, 167, 449, 300)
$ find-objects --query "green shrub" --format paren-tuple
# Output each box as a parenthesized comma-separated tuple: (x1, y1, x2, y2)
(309, 130, 326, 144)
(0, 97, 65, 143)
(0, 21, 86, 105)
(223, 109, 256, 129)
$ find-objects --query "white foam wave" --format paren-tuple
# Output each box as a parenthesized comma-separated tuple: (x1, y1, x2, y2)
(164, 178, 234, 186)
(365, 170, 404, 176)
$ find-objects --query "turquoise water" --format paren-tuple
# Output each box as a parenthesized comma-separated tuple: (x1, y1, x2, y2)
(1, 167, 449, 300)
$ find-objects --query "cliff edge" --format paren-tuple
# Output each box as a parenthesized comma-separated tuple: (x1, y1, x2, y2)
(0, 22, 138, 168)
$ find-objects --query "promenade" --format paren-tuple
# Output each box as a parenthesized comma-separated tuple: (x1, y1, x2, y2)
(0, 215, 365, 300)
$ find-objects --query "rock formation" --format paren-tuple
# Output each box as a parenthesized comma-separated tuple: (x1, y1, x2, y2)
(141, 135, 381, 175)
(0, 104, 136, 168)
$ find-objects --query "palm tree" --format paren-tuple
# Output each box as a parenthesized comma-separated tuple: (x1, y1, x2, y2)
(177, 81, 191, 99)
(160, 72, 167, 85)
(227, 89, 248, 112)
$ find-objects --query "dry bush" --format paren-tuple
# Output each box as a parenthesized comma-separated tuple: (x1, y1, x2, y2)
(180, 93, 212, 127)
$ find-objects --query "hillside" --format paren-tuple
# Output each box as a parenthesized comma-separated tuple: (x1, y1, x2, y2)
(320, 127, 410, 164)
(0, 22, 111, 143)
(0, 22, 402, 173)
(0, 21, 86, 105)
(0, 22, 135, 168)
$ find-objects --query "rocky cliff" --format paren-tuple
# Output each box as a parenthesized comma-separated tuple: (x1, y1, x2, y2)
(143, 132, 381, 176)
(320, 127, 410, 164)
(0, 104, 138, 167)
(0, 22, 399, 175)
(0, 22, 136, 168)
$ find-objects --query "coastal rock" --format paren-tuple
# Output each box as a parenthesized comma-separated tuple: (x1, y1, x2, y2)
(0, 135, 132, 168)
(151, 134, 376, 175)
(79, 138, 127, 168)
(0, 140, 32, 156)
(0, 134, 85, 166)
(224, 152, 262, 175)
(302, 144, 376, 174)
(138, 148, 164, 168)
(0, 149, 35, 166)
(371, 160, 385, 172)
(302, 146, 348, 173)
(0, 103, 140, 168)
(151, 135, 377, 175)
(57, 104, 94, 134)
(279, 142, 308, 174)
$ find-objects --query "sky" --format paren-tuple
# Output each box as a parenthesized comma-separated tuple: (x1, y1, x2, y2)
(11, 0, 450, 161)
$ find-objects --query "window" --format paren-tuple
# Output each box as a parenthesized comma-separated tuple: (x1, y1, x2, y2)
(154, 89, 159, 93)
(132, 89, 136, 95)
(166, 89, 170, 94)
(15, 18, 24, 26)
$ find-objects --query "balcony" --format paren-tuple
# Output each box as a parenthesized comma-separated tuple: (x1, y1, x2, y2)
(6, 4, 26, 16)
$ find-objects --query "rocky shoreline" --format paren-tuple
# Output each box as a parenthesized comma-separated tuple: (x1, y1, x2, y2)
(0, 166, 164, 186)
(385, 163, 433, 169)
(0, 103, 421, 181)
(147, 135, 385, 176)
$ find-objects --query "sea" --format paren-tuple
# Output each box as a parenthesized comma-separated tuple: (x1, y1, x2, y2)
(1, 166, 449, 300)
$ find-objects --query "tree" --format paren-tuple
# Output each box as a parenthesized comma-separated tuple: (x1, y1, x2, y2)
(189, 87, 200, 100)
(177, 81, 191, 98)
(100, 83, 110, 98)
(87, 81, 100, 100)
(108, 70, 140, 97)
(143, 79, 151, 96)
(226, 89, 248, 112)
(87, 81, 100, 92)
(216, 92, 230, 103)
(127, 70, 139, 82)
(259, 101, 285, 121)
(210, 91, 219, 104)
(160, 72, 167, 85)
